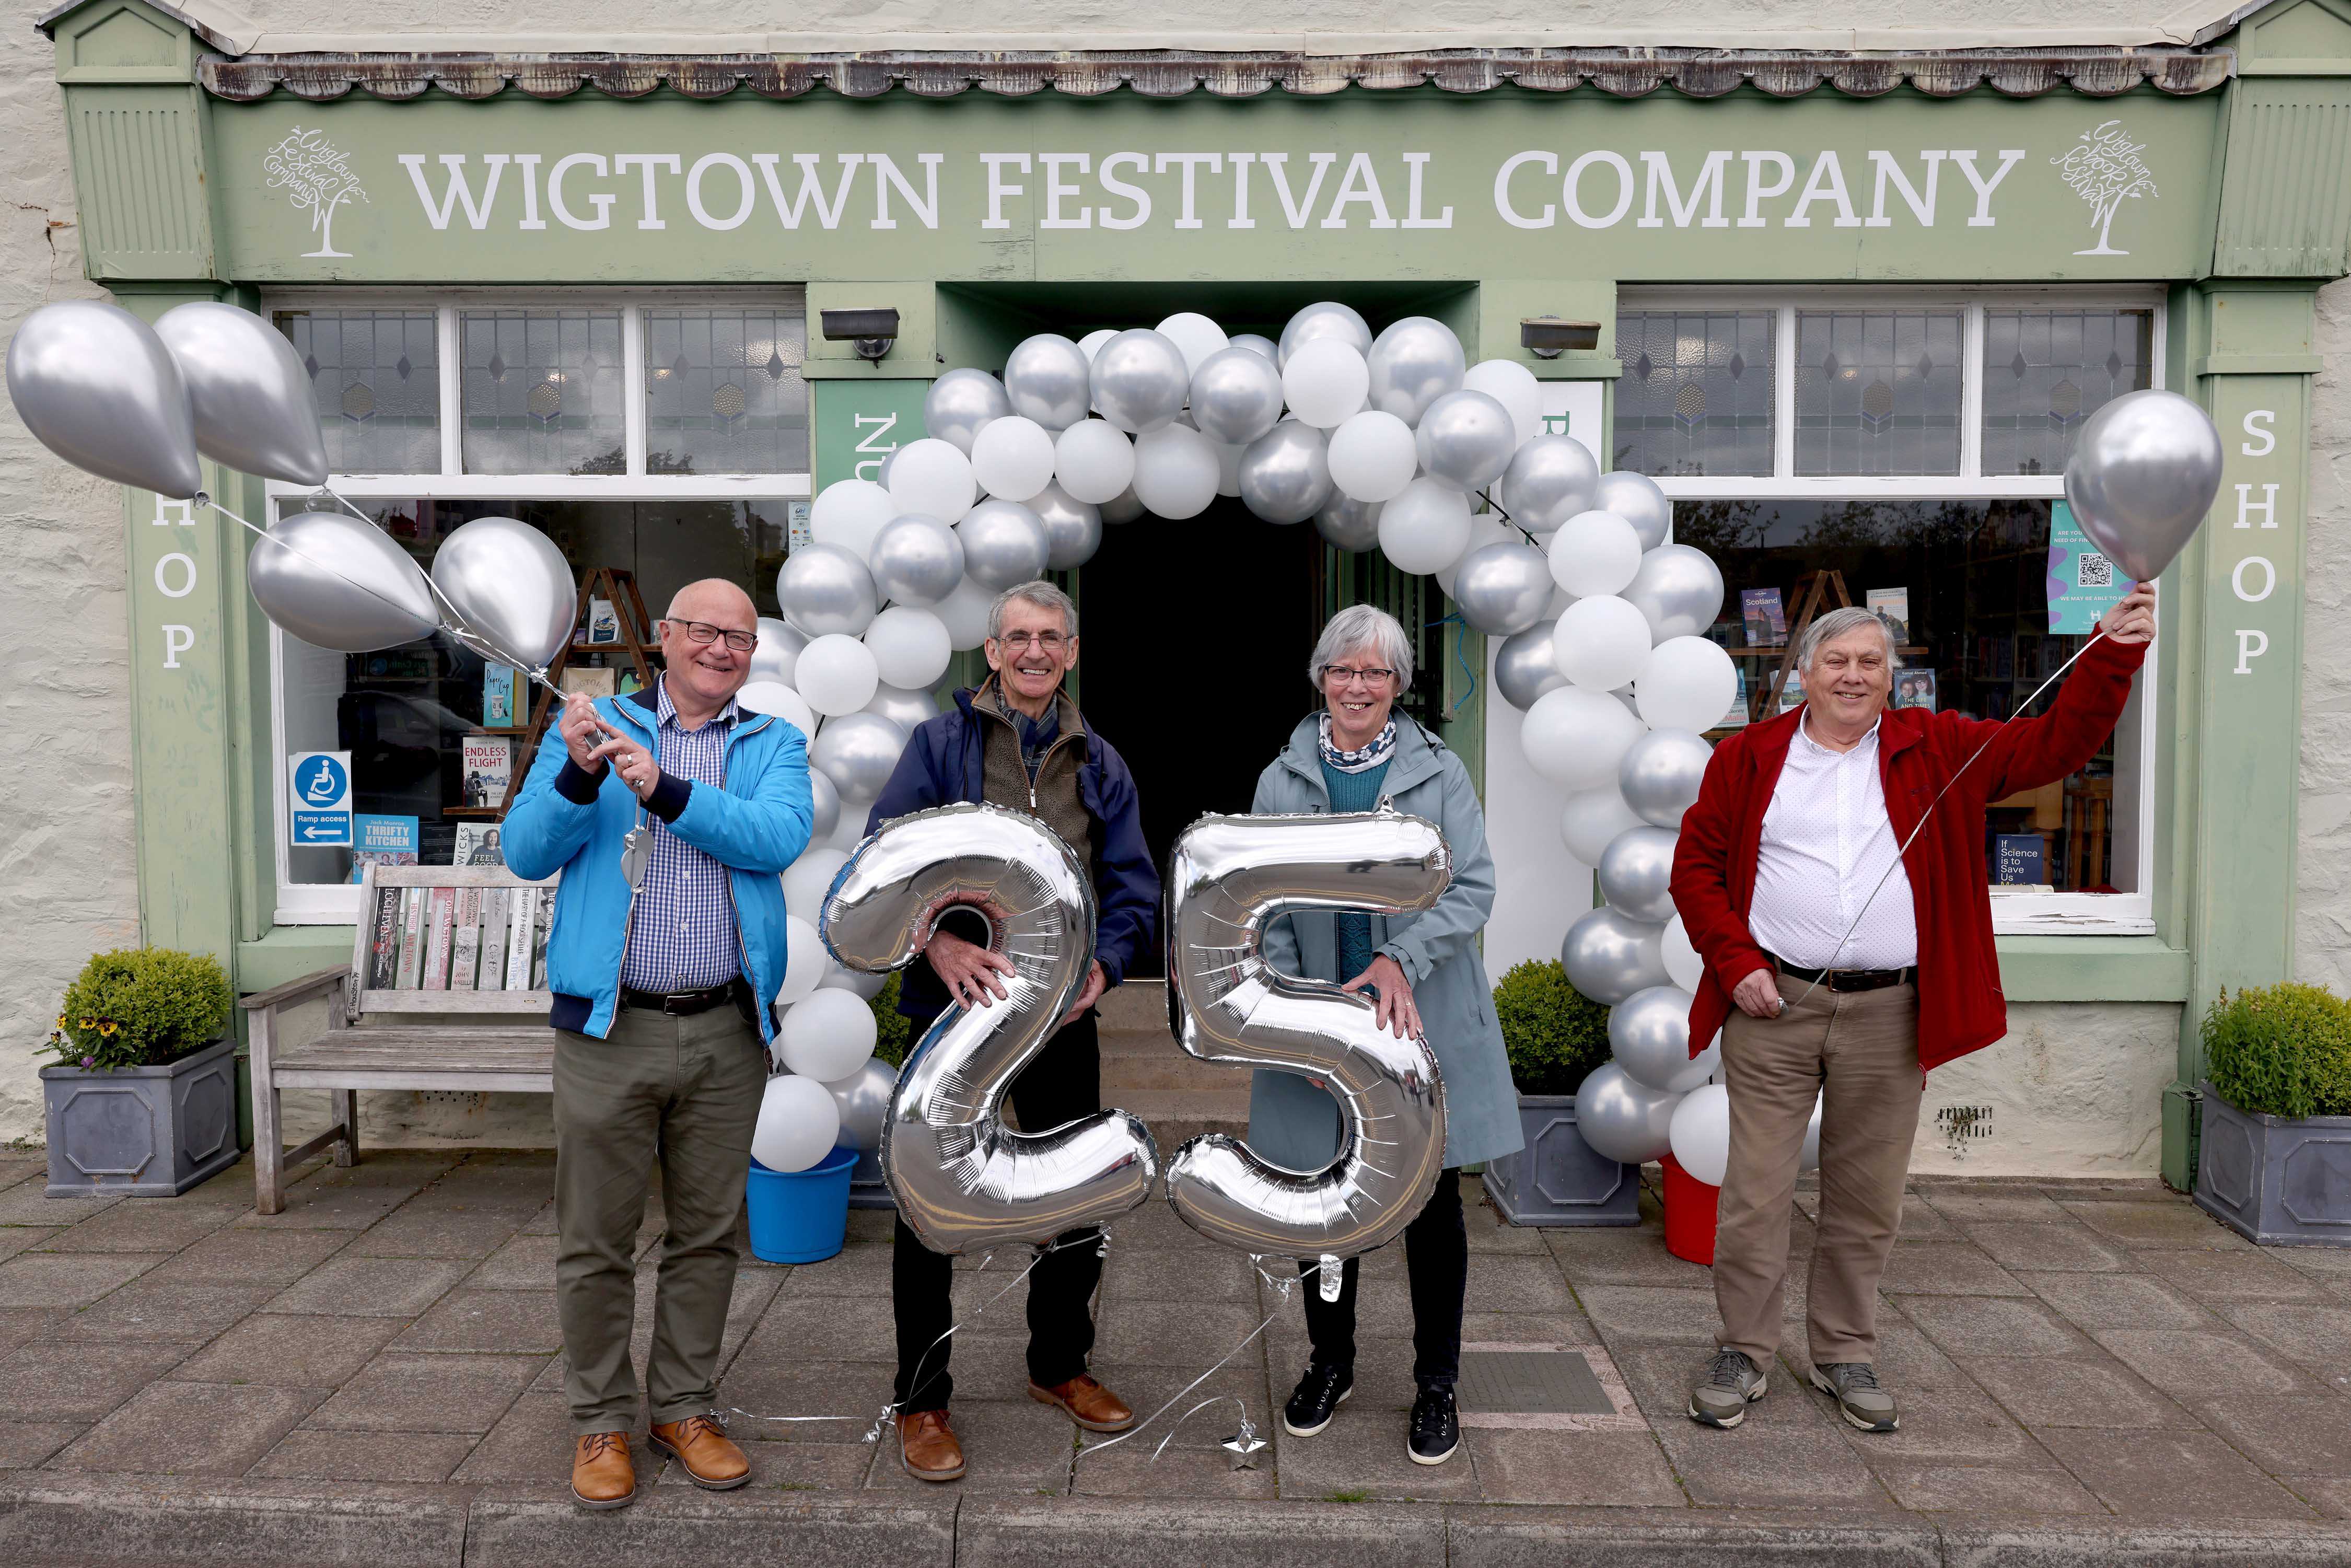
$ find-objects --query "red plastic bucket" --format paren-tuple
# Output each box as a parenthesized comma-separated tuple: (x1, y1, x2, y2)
(1662, 1153, 1721, 1265)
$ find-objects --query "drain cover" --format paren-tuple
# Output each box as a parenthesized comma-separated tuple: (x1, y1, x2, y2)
(1458, 1348, 1615, 1416)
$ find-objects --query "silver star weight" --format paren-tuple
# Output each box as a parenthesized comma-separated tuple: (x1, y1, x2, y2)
(1223, 1415, 1267, 1470)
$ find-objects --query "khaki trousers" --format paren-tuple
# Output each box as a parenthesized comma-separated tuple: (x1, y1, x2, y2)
(1712, 978, 1923, 1368)
(553, 1003, 766, 1435)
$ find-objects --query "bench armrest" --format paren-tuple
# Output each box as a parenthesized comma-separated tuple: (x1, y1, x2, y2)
(240, 966, 347, 1014)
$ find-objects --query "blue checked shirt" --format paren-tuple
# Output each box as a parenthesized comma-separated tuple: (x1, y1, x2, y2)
(619, 679, 742, 993)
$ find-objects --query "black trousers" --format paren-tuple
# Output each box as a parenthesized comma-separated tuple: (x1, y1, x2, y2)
(891, 1013, 1103, 1414)
(1295, 1166, 1467, 1391)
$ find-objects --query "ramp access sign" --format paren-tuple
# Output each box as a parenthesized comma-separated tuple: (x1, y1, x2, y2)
(289, 751, 353, 847)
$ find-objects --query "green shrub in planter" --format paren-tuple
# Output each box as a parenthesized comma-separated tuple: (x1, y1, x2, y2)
(1492, 959, 1611, 1097)
(44, 948, 231, 1073)
(870, 973, 911, 1069)
(2201, 983, 2351, 1121)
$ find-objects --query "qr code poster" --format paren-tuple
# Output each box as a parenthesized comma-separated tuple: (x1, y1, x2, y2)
(2047, 503, 2135, 634)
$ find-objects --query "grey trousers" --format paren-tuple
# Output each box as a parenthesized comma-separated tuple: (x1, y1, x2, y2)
(553, 1003, 766, 1435)
(1712, 979, 1924, 1368)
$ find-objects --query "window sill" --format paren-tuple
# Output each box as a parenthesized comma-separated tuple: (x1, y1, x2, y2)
(1995, 934, 2189, 1003)
(237, 925, 356, 995)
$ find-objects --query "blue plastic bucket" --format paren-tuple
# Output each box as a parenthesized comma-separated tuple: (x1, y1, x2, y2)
(744, 1144, 860, 1264)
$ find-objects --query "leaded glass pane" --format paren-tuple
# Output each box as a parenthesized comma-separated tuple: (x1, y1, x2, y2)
(644, 309, 808, 475)
(1793, 311, 1963, 477)
(1611, 311, 1775, 476)
(1981, 309, 2154, 476)
(460, 310, 625, 475)
(275, 310, 439, 474)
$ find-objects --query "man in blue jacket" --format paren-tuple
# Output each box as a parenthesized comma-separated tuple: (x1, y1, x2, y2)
(868, 580, 1159, 1483)
(503, 578, 813, 1511)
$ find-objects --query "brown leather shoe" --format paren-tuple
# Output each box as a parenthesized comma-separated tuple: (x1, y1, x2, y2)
(1028, 1373, 1135, 1433)
(649, 1412, 752, 1490)
(571, 1431, 636, 1509)
(898, 1408, 965, 1482)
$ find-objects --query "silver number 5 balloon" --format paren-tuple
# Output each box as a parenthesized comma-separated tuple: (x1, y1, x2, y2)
(821, 802, 1159, 1254)
(1163, 808, 1451, 1259)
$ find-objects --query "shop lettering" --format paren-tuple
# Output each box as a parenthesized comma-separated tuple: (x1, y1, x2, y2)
(150, 496, 197, 671)
(2231, 408, 2284, 676)
(394, 146, 2009, 237)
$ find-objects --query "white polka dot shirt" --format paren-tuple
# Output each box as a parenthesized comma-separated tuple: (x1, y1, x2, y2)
(1746, 714, 1919, 971)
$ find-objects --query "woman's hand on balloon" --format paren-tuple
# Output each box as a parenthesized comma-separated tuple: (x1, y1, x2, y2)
(926, 931, 1017, 1009)
(1058, 960, 1107, 1029)
(1731, 967, 1784, 1019)
(1343, 954, 1422, 1038)
(2098, 583, 2158, 645)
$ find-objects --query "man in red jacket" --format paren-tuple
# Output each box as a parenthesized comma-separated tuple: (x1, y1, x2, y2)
(1670, 586, 2155, 1434)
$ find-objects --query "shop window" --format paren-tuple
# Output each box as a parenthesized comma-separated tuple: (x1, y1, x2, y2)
(1612, 311, 1776, 477)
(644, 309, 809, 475)
(460, 310, 627, 475)
(1793, 310, 1964, 477)
(1981, 309, 2154, 476)
(274, 310, 439, 474)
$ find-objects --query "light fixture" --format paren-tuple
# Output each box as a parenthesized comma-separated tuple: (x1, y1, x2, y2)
(1520, 317, 1602, 359)
(820, 307, 901, 364)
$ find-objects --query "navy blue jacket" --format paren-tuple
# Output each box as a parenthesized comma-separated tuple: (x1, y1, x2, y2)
(866, 683, 1159, 1023)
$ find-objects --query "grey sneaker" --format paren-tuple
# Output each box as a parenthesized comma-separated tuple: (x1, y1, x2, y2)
(1810, 1362, 1899, 1432)
(1687, 1349, 1767, 1428)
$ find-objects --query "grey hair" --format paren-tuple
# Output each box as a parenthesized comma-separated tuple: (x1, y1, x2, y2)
(1795, 605, 1902, 673)
(987, 580, 1078, 641)
(1309, 604, 1415, 692)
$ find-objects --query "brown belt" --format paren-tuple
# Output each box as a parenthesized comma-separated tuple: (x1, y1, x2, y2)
(1770, 956, 1916, 994)
(619, 979, 741, 1016)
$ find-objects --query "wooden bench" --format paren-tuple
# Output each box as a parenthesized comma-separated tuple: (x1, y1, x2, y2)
(241, 864, 561, 1214)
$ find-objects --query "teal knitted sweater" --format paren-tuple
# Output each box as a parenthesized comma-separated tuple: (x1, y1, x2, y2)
(1319, 755, 1391, 982)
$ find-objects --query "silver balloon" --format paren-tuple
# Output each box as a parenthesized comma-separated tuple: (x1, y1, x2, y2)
(957, 499, 1052, 590)
(1500, 435, 1601, 535)
(1611, 984, 1715, 1095)
(1189, 346, 1286, 446)
(1090, 329, 1191, 435)
(868, 514, 964, 607)
(865, 681, 940, 735)
(1230, 332, 1281, 363)
(1495, 620, 1568, 710)
(825, 1057, 899, 1154)
(1366, 316, 1466, 425)
(1619, 727, 1714, 830)
(2064, 388, 2225, 583)
(777, 542, 880, 638)
(1314, 494, 1383, 552)
(807, 765, 842, 842)
(1597, 826, 1681, 924)
(1003, 335, 1092, 432)
(924, 367, 1012, 452)
(751, 616, 806, 684)
(1622, 544, 1726, 643)
(4, 300, 201, 498)
(1592, 471, 1673, 550)
(1449, 541, 1554, 636)
(248, 510, 439, 653)
(824, 803, 1158, 1253)
(1561, 905, 1669, 1005)
(810, 711, 907, 804)
(1238, 420, 1333, 526)
(1574, 1062, 1680, 1165)
(1165, 809, 1451, 1259)
(430, 516, 577, 669)
(154, 302, 329, 486)
(1100, 485, 1146, 524)
(1029, 482, 1104, 570)
(1415, 389, 1518, 492)
(1276, 302, 1372, 368)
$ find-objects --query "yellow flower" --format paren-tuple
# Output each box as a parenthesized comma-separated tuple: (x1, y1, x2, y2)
(78, 1017, 96, 1029)
(97, 1021, 118, 1036)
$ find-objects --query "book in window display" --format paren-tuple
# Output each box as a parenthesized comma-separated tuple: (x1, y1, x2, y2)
(585, 597, 621, 645)
(450, 888, 482, 991)
(348, 813, 420, 884)
(1865, 587, 1910, 645)
(460, 736, 512, 809)
(505, 889, 537, 991)
(1740, 587, 1787, 648)
(1719, 666, 1750, 729)
(529, 891, 553, 989)
(453, 820, 506, 867)
(422, 886, 457, 990)
(559, 667, 618, 699)
(479, 888, 509, 992)
(482, 664, 519, 727)
(1894, 669, 1937, 712)
(398, 886, 428, 989)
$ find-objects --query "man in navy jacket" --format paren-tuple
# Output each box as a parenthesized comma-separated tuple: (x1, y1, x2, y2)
(866, 580, 1158, 1483)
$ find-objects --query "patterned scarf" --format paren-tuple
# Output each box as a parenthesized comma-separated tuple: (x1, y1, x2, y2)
(1318, 711, 1398, 774)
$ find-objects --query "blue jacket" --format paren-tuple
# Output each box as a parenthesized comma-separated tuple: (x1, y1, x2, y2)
(866, 681, 1159, 1023)
(502, 682, 816, 1043)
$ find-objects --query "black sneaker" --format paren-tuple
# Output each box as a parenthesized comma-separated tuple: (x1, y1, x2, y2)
(1282, 1361, 1353, 1437)
(1407, 1386, 1459, 1466)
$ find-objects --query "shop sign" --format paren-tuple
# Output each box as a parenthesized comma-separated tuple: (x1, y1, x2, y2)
(288, 750, 353, 847)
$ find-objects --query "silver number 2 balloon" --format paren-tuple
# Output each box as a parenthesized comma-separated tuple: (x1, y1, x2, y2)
(821, 802, 1159, 1254)
(1163, 808, 1451, 1259)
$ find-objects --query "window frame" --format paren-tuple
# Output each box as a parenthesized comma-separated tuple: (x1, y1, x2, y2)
(1618, 284, 2165, 937)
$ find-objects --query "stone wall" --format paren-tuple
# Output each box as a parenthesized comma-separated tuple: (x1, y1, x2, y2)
(1916, 1002, 2182, 1177)
(2297, 277, 2351, 994)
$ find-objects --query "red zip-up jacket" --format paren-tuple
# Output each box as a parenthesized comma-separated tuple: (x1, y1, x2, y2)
(1669, 635, 2148, 1072)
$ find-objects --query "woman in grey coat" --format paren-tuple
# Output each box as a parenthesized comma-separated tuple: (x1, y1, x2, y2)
(1247, 604, 1523, 1467)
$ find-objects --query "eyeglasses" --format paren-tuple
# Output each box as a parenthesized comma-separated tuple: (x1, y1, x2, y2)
(994, 631, 1069, 653)
(1322, 665, 1397, 686)
(666, 619, 756, 653)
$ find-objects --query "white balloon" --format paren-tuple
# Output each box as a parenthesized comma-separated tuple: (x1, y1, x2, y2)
(1078, 328, 1118, 363)
(1801, 1093, 1824, 1172)
(1547, 510, 1646, 599)
(887, 438, 978, 526)
(1282, 338, 1372, 429)
(1661, 914, 1705, 993)
(810, 479, 897, 561)
(752, 1073, 841, 1173)
(736, 680, 817, 740)
(863, 605, 952, 690)
(1053, 419, 1137, 506)
(1669, 1083, 1732, 1188)
(1377, 478, 1473, 575)
(1552, 594, 1656, 691)
(1155, 311, 1231, 375)
(1561, 785, 1649, 866)
(969, 415, 1057, 503)
(818, 959, 888, 1001)
(783, 846, 852, 925)
(1462, 358, 1544, 450)
(1636, 636, 1740, 734)
(776, 914, 828, 1005)
(1132, 423, 1221, 520)
(776, 988, 879, 1084)
(796, 634, 881, 717)
(1326, 410, 1419, 503)
(1521, 686, 1648, 791)
(1214, 439, 1244, 497)
(934, 574, 996, 651)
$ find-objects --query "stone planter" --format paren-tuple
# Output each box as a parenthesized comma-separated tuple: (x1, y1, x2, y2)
(39, 1036, 240, 1198)
(2194, 1080, 2351, 1246)
(1481, 1092, 1638, 1227)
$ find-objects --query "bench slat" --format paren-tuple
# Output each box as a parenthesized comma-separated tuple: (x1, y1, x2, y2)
(274, 1069, 554, 1093)
(357, 989, 555, 1016)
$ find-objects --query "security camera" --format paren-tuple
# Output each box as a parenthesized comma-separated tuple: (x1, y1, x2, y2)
(820, 308, 901, 364)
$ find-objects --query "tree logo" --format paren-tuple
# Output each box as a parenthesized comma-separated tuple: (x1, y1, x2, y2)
(265, 126, 369, 259)
(2051, 120, 2157, 257)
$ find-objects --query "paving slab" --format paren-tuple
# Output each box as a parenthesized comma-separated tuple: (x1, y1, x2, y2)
(389, 1288, 563, 1353)
(2090, 1328, 2320, 1402)
(1865, 1459, 2109, 1515)
(56, 1281, 275, 1342)
(144, 1226, 351, 1287)
(1577, 1286, 1721, 1348)
(0, 1422, 83, 1469)
(303, 1352, 547, 1433)
(232, 1183, 415, 1231)
(0, 1249, 173, 1308)
(168, 1314, 409, 1388)
(1095, 1296, 1270, 1367)
(1964, 1354, 2198, 1429)
(0, 1188, 122, 1227)
(466, 1492, 952, 1568)
(348, 1204, 531, 1259)
(863, 1393, 1076, 1494)
(1892, 1294, 2096, 1358)
(2057, 1201, 2251, 1250)
(249, 1427, 480, 1483)
(715, 1356, 895, 1437)
(1957, 1223, 2135, 1273)
(52, 1383, 326, 1477)
(268, 1254, 472, 1317)
(2034, 1428, 2321, 1520)
(0, 1338, 202, 1421)
(1467, 1427, 1686, 1506)
(466, 1233, 560, 1291)
(1828, 1383, 2041, 1466)
(0, 1476, 471, 1568)
(2016, 1271, 2214, 1331)
(1876, 1243, 2032, 1297)
(34, 1200, 247, 1253)
(2137, 1246, 2333, 1303)
(451, 1391, 662, 1488)
(2192, 1394, 2351, 1474)
(2212, 1300, 2351, 1387)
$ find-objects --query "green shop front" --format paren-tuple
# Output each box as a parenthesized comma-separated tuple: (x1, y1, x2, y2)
(40, 0, 2351, 1183)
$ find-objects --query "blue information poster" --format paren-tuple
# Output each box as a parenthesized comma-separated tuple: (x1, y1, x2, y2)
(2046, 502, 2136, 634)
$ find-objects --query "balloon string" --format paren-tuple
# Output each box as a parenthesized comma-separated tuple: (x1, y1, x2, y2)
(1473, 487, 1542, 550)
(1072, 1258, 1294, 1462)
(1425, 612, 1480, 717)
